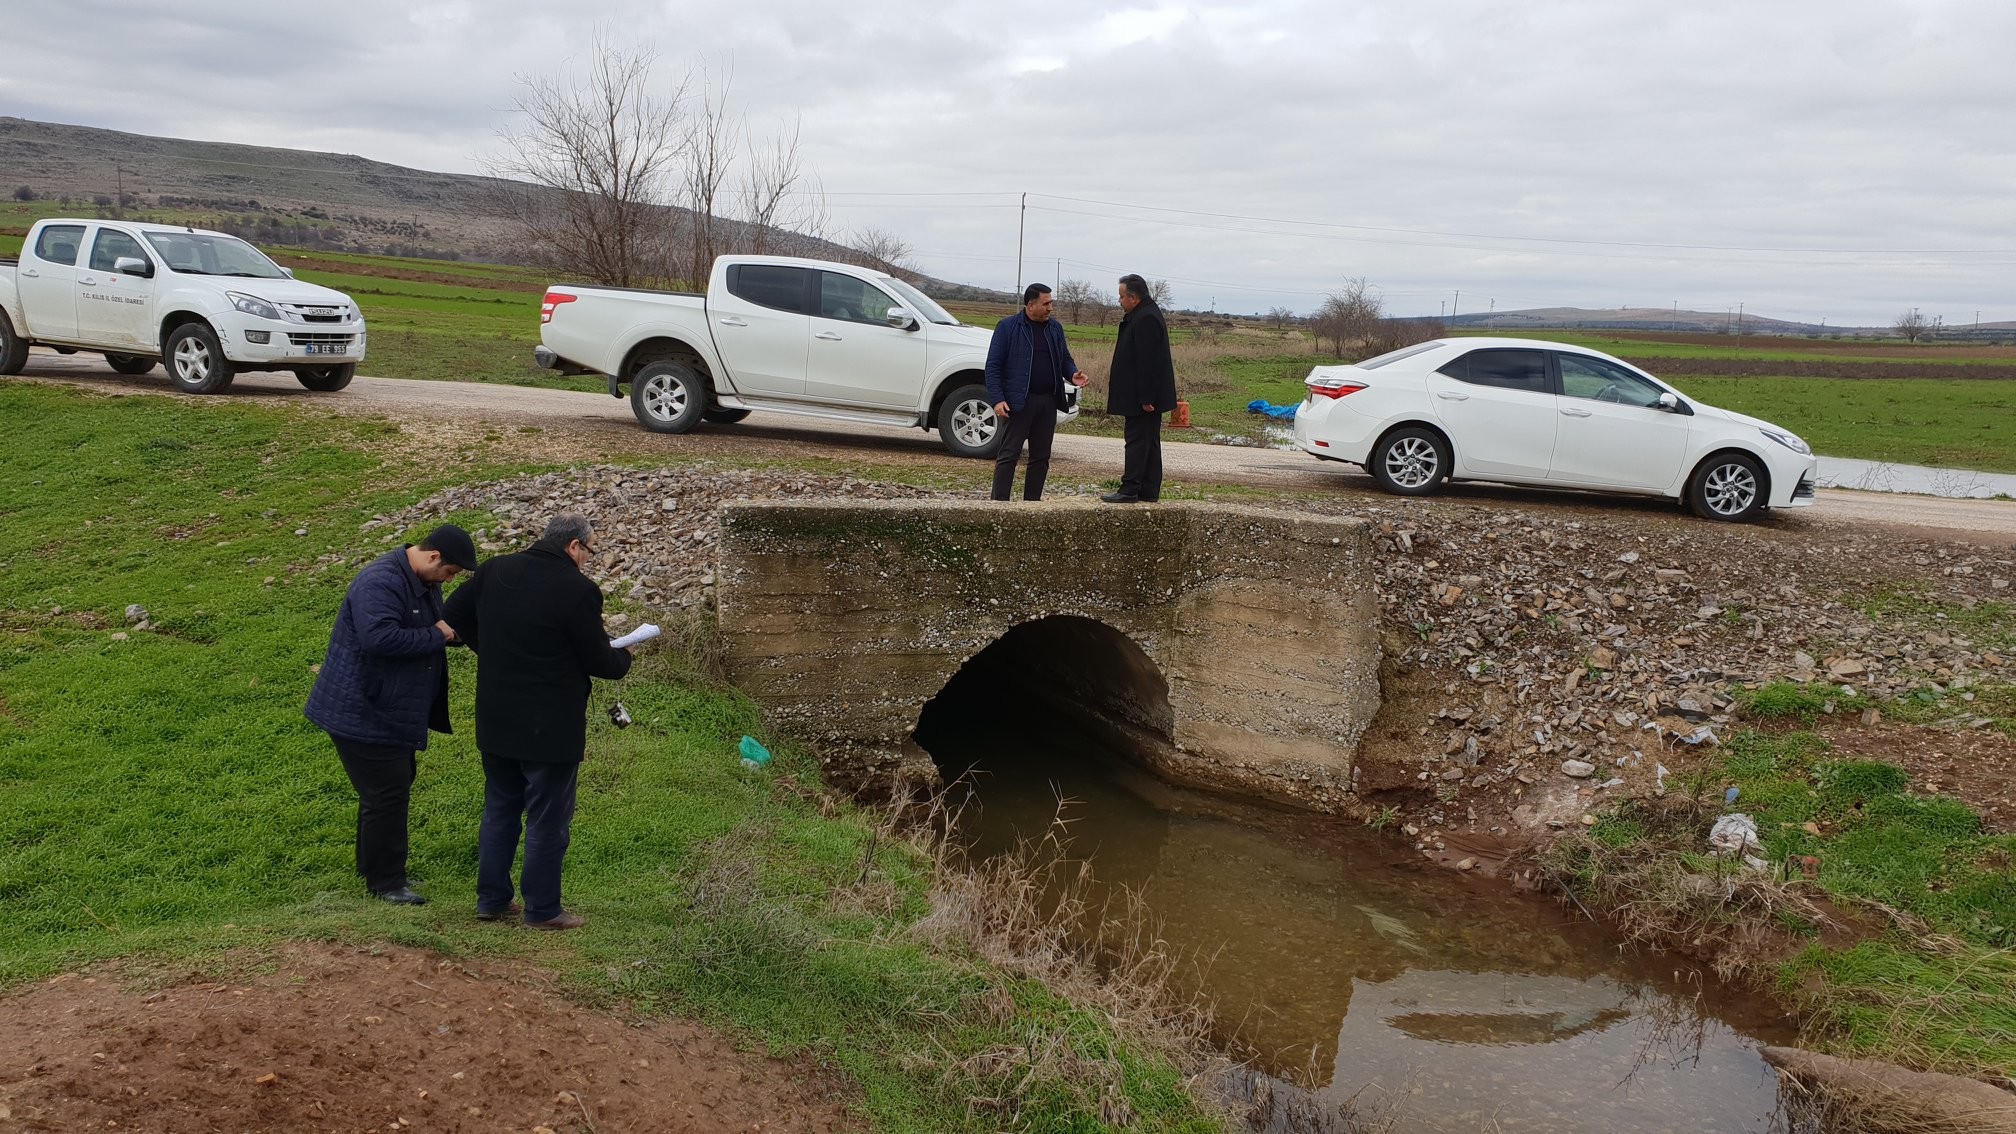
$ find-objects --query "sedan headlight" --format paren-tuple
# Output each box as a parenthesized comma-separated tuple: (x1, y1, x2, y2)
(1759, 427, 1811, 455)
(227, 291, 282, 320)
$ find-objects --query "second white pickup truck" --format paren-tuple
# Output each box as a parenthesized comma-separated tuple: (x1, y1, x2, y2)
(535, 255, 1074, 458)
(0, 218, 367, 393)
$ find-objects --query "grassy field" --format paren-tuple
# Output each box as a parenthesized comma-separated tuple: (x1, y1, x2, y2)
(8, 205, 2014, 471)
(1554, 724, 2016, 1077)
(0, 382, 1219, 1133)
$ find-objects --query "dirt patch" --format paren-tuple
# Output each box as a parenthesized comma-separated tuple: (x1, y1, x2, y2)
(0, 943, 858, 1134)
(1813, 719, 2016, 833)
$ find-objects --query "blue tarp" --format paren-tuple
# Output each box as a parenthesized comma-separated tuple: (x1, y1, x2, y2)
(1246, 399, 1299, 420)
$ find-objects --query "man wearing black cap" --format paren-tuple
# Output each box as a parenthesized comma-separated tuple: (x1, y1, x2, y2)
(306, 524, 478, 905)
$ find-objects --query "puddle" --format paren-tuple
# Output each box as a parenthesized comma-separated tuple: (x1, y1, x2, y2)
(1813, 456, 2016, 499)
(929, 726, 1801, 1133)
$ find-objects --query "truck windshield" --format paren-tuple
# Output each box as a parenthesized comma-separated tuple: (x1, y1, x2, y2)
(142, 231, 288, 279)
(882, 278, 959, 326)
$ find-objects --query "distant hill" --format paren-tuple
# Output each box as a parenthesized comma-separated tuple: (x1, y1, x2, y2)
(0, 116, 1013, 303)
(1445, 306, 1862, 335)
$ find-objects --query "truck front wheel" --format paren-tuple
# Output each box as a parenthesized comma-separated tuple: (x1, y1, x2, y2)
(164, 323, 235, 394)
(0, 310, 28, 375)
(630, 361, 705, 434)
(295, 364, 355, 392)
(937, 383, 1004, 458)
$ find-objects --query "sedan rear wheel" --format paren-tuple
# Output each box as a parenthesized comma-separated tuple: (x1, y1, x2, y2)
(1369, 426, 1449, 496)
(1689, 453, 1766, 521)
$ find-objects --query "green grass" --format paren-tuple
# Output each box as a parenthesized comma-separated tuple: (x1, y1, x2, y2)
(0, 381, 1219, 1133)
(1708, 732, 2015, 1071)
(1664, 377, 2016, 472)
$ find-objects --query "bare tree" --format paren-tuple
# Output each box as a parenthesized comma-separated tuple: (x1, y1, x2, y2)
(1893, 310, 1939, 342)
(485, 36, 689, 287)
(1266, 305, 1296, 330)
(680, 62, 740, 283)
(738, 117, 831, 255)
(1308, 277, 1384, 357)
(1056, 278, 1097, 322)
(1149, 278, 1175, 308)
(849, 227, 914, 275)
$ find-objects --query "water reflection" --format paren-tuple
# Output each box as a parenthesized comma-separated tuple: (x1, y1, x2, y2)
(932, 726, 1799, 1133)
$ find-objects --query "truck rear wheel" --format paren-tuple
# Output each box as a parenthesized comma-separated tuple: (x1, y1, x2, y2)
(630, 361, 705, 434)
(164, 323, 235, 394)
(937, 383, 1003, 459)
(295, 364, 355, 392)
(105, 353, 156, 376)
(0, 310, 27, 375)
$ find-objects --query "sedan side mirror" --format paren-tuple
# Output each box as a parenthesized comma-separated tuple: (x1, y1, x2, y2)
(886, 306, 918, 331)
(113, 256, 153, 278)
(281, 267, 297, 279)
(1657, 392, 1679, 411)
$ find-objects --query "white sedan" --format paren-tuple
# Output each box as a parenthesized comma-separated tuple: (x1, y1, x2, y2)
(1291, 337, 1817, 521)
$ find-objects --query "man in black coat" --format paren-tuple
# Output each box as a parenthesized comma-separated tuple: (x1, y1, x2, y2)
(442, 513, 633, 930)
(305, 524, 479, 905)
(1102, 274, 1179, 503)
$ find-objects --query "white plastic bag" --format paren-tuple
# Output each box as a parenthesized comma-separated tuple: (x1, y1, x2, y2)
(1707, 813, 1762, 855)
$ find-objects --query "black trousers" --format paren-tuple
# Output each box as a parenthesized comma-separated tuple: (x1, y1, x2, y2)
(1121, 412, 1165, 501)
(991, 391, 1058, 501)
(331, 736, 418, 894)
(477, 753, 580, 923)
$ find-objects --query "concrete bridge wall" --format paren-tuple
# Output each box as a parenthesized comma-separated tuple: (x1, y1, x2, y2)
(715, 500, 1381, 810)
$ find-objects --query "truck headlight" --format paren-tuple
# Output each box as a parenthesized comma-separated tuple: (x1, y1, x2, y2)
(1759, 427, 1811, 455)
(227, 292, 282, 320)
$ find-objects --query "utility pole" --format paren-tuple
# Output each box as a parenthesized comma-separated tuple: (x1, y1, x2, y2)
(114, 164, 125, 218)
(1452, 290, 1460, 321)
(1672, 300, 1679, 332)
(1737, 301, 1744, 345)
(1055, 257, 1060, 285)
(1015, 192, 1027, 297)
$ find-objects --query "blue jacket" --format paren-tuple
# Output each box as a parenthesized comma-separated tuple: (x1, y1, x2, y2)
(984, 312, 1078, 411)
(305, 547, 452, 749)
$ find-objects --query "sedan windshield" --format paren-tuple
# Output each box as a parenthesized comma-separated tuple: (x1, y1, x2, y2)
(142, 231, 287, 279)
(882, 277, 959, 326)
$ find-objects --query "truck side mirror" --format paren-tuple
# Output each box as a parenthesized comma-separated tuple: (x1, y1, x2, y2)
(886, 306, 917, 331)
(114, 256, 153, 279)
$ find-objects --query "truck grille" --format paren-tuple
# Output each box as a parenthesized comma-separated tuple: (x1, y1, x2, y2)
(279, 302, 354, 324)
(287, 333, 356, 348)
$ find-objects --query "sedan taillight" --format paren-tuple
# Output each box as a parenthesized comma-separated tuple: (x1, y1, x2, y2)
(1306, 377, 1368, 400)
(540, 291, 577, 325)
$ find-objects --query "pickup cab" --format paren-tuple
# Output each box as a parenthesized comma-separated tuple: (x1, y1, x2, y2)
(535, 254, 1073, 457)
(0, 218, 367, 393)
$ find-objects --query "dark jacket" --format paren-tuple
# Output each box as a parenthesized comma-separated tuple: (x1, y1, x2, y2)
(441, 539, 632, 763)
(984, 311, 1079, 411)
(305, 547, 451, 749)
(1104, 301, 1177, 416)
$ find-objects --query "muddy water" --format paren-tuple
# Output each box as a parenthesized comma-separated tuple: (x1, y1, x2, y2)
(932, 727, 1801, 1133)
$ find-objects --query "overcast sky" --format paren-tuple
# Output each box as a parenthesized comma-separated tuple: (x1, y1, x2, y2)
(5, 0, 2013, 325)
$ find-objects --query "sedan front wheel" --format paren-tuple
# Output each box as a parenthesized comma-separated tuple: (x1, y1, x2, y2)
(1689, 453, 1767, 521)
(1369, 426, 1450, 496)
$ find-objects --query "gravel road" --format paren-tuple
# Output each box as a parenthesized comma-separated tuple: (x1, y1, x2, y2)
(12, 351, 2016, 537)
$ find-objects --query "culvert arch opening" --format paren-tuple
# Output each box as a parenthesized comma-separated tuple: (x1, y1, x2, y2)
(915, 615, 1175, 787)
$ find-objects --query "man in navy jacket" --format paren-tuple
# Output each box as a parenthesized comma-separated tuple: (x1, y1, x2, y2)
(305, 524, 478, 904)
(984, 283, 1088, 501)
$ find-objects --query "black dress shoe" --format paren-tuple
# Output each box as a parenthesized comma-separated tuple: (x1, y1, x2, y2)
(372, 886, 428, 906)
(475, 902, 523, 922)
(1101, 492, 1140, 504)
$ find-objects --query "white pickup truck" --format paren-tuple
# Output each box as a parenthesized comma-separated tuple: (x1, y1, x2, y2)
(0, 218, 367, 393)
(535, 254, 1073, 458)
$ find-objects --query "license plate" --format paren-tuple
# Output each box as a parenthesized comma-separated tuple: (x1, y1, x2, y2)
(304, 344, 344, 355)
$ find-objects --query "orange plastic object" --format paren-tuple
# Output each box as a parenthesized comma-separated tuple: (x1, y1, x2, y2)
(1169, 399, 1191, 428)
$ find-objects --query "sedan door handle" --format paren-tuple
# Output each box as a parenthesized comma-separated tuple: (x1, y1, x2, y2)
(814, 331, 842, 341)
(717, 316, 748, 327)
(1561, 407, 1593, 417)
(1436, 391, 1469, 401)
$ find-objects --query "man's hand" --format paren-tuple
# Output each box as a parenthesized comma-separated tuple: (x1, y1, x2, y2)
(436, 620, 458, 643)
(1070, 370, 1089, 387)
(1142, 402, 1156, 412)
(993, 400, 1011, 419)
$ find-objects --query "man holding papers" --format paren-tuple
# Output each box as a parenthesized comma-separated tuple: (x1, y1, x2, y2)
(443, 513, 634, 930)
